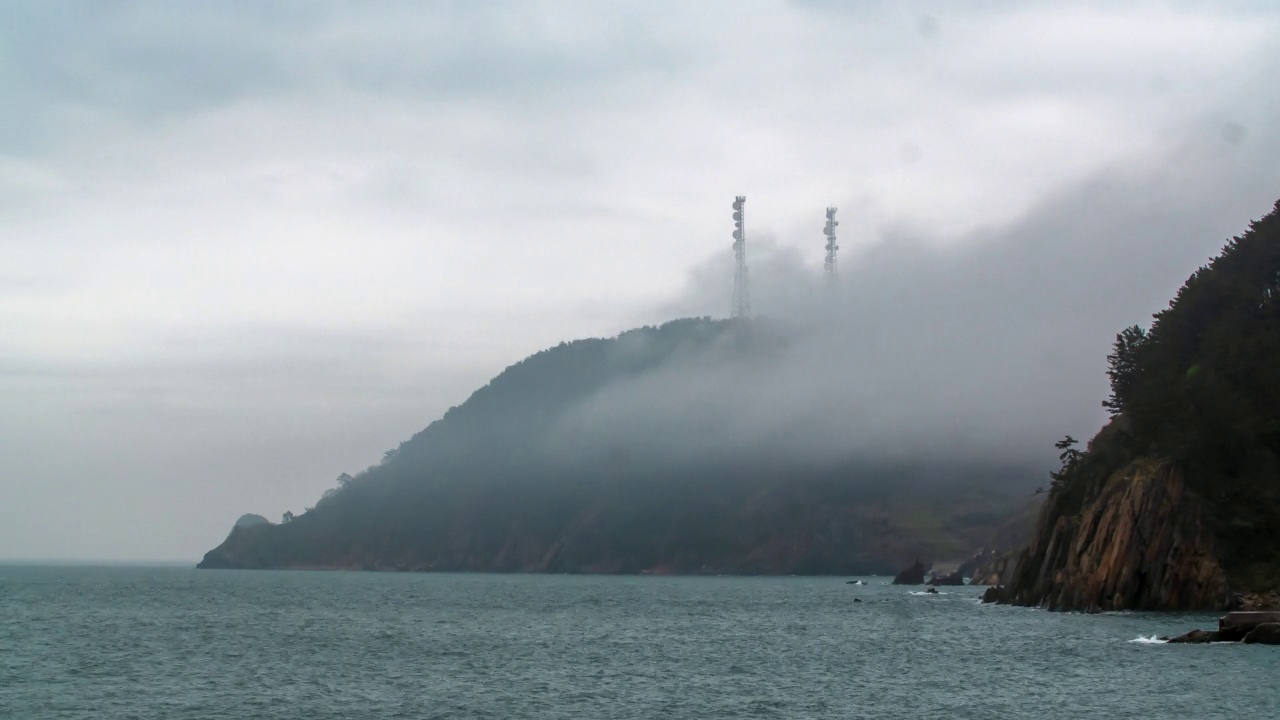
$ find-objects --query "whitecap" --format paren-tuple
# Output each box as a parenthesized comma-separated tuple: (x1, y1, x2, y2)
(1127, 635, 1167, 644)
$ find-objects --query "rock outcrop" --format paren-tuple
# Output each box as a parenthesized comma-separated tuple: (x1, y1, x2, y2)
(892, 560, 926, 585)
(992, 457, 1233, 611)
(969, 551, 1018, 586)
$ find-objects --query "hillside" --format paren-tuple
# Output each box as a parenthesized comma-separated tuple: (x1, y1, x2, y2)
(989, 199, 1280, 611)
(199, 317, 1040, 574)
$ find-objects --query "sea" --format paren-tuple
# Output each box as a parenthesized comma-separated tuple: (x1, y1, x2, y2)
(1, 566, 1277, 719)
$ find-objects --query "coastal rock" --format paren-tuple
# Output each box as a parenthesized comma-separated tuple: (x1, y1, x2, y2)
(969, 551, 1018, 586)
(1168, 629, 1219, 644)
(1242, 623, 1280, 644)
(892, 560, 926, 585)
(996, 457, 1232, 611)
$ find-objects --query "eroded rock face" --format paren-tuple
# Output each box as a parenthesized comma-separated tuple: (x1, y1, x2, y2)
(998, 458, 1233, 612)
(969, 552, 1018, 586)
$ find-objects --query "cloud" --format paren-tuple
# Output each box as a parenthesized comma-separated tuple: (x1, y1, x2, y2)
(554, 131, 1280, 469)
(1, 0, 1278, 559)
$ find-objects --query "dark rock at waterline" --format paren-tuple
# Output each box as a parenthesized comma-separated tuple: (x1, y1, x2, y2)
(1168, 629, 1219, 644)
(892, 560, 926, 585)
(852, 598, 863, 603)
(925, 587, 938, 595)
(1242, 623, 1280, 644)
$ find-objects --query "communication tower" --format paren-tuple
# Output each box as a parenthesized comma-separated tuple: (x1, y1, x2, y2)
(731, 196, 750, 318)
(823, 207, 839, 285)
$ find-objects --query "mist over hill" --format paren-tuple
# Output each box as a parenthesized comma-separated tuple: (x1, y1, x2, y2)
(198, 141, 1280, 574)
(199, 316, 1041, 574)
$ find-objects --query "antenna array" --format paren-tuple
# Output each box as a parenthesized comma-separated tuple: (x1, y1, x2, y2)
(823, 207, 839, 284)
(731, 196, 750, 318)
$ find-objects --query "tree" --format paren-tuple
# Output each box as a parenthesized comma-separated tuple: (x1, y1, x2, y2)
(1049, 436, 1083, 489)
(282, 511, 295, 524)
(1102, 325, 1147, 416)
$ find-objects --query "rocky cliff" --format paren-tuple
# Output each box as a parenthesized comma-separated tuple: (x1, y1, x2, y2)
(991, 457, 1232, 610)
(988, 199, 1280, 611)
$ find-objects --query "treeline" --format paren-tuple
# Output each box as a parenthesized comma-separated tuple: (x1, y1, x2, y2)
(1049, 199, 1280, 582)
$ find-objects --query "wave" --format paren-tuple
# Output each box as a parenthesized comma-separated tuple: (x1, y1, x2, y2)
(908, 591, 948, 596)
(1127, 635, 1168, 644)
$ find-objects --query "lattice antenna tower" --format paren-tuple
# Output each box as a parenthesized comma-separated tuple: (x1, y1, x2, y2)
(823, 206, 839, 286)
(731, 196, 750, 318)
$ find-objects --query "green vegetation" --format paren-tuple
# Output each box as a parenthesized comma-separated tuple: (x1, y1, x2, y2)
(1047, 199, 1280, 587)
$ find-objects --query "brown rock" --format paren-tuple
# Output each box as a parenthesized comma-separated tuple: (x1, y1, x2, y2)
(997, 457, 1233, 611)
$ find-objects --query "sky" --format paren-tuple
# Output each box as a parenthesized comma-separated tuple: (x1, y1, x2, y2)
(2, 0, 1278, 561)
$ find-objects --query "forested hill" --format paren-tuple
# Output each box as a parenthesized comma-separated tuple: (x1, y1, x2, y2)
(199, 316, 1041, 574)
(994, 199, 1280, 610)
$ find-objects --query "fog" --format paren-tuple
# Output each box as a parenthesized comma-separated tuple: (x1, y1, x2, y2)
(2, 1, 1278, 560)
(551, 137, 1280, 469)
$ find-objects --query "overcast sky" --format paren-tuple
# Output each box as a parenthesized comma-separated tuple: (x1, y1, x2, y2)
(3, 1, 1278, 561)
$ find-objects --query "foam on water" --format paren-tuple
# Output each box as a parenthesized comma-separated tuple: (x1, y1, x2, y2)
(1128, 634, 1168, 644)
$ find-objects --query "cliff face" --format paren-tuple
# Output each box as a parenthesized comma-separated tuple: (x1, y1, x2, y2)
(991, 199, 1280, 610)
(996, 457, 1232, 611)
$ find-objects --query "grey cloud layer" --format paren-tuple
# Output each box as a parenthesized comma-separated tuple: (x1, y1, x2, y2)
(1, 1, 1277, 559)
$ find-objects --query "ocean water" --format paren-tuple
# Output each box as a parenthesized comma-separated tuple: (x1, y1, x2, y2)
(2, 567, 1277, 719)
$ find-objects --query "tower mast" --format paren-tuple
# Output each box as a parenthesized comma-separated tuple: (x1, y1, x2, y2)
(731, 195, 750, 318)
(823, 206, 839, 287)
